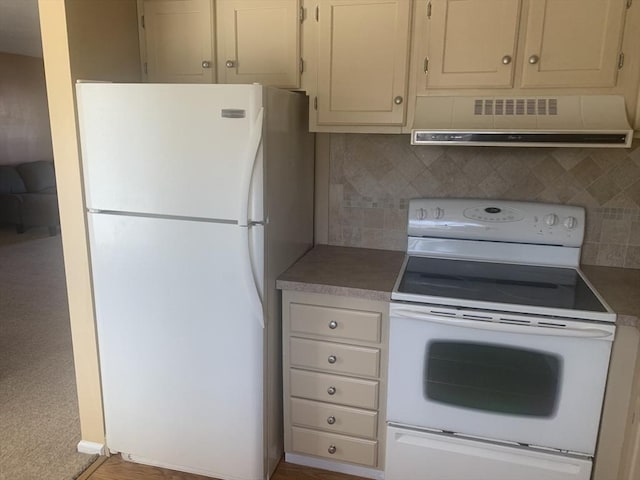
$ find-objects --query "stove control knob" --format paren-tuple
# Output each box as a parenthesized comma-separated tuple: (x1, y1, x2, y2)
(544, 213, 558, 226)
(564, 216, 577, 230)
(416, 208, 427, 220)
(431, 207, 444, 219)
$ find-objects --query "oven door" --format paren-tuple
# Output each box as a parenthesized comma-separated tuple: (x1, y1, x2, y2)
(387, 304, 615, 455)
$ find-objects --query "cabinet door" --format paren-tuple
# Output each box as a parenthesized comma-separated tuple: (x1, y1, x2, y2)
(521, 0, 626, 88)
(423, 0, 521, 89)
(618, 358, 640, 480)
(317, 0, 411, 125)
(216, 0, 300, 88)
(142, 0, 215, 83)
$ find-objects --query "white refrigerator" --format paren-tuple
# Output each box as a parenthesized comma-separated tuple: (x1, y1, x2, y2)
(76, 83, 314, 480)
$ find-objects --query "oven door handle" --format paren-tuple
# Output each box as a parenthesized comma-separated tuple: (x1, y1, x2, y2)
(392, 309, 614, 339)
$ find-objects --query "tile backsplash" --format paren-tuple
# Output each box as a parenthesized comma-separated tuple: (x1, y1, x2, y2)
(327, 134, 640, 268)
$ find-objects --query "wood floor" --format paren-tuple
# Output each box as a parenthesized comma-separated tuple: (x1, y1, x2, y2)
(81, 455, 369, 480)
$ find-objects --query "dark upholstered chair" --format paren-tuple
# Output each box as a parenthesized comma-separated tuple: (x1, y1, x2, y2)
(0, 161, 60, 235)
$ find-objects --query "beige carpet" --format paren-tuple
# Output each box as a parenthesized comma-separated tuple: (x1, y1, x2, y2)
(0, 225, 97, 479)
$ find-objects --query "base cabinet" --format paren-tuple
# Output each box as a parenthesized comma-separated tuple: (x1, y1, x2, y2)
(292, 427, 378, 466)
(593, 325, 640, 480)
(619, 373, 640, 480)
(282, 291, 388, 476)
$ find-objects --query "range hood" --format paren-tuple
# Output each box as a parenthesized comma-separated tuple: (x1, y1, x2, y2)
(411, 95, 633, 148)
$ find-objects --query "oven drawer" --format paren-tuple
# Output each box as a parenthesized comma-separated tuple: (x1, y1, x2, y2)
(290, 337, 380, 377)
(385, 425, 591, 480)
(290, 398, 378, 439)
(291, 426, 378, 467)
(290, 369, 379, 409)
(289, 302, 381, 343)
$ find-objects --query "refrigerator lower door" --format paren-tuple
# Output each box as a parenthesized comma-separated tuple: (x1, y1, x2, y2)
(385, 425, 592, 480)
(88, 212, 265, 479)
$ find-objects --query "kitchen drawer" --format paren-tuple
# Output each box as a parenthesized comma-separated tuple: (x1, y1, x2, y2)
(291, 426, 378, 467)
(290, 302, 381, 343)
(291, 397, 378, 439)
(290, 337, 380, 377)
(290, 369, 379, 410)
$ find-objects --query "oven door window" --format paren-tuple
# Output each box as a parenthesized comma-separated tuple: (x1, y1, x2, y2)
(425, 341, 561, 417)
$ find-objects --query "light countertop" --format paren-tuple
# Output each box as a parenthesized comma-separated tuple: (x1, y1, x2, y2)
(581, 265, 640, 327)
(278, 245, 639, 326)
(277, 245, 404, 302)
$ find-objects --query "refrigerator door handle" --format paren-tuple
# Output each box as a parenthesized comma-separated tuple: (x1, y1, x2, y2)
(238, 107, 264, 227)
(240, 225, 265, 328)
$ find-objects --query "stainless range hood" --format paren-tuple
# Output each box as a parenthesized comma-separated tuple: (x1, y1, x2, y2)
(411, 95, 633, 148)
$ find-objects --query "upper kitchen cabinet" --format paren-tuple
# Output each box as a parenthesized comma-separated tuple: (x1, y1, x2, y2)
(415, 0, 629, 92)
(520, 0, 627, 88)
(419, 0, 521, 89)
(312, 0, 412, 128)
(139, 0, 216, 83)
(216, 0, 301, 88)
(139, 0, 302, 87)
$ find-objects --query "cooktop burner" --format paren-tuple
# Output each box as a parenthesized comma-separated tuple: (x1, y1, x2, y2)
(396, 198, 616, 322)
(396, 256, 608, 313)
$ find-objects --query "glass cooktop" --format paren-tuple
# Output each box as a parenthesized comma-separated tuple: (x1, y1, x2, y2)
(396, 256, 608, 313)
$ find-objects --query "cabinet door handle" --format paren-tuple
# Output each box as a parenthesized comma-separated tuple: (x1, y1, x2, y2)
(502, 55, 512, 65)
(528, 55, 540, 65)
(328, 320, 338, 329)
(226, 60, 236, 68)
(327, 386, 336, 395)
(202, 60, 211, 68)
(328, 445, 337, 454)
(328, 355, 337, 364)
(327, 415, 336, 425)
(394, 96, 403, 105)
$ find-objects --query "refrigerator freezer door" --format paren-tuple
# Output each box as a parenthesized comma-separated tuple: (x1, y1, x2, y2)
(77, 83, 263, 222)
(88, 212, 265, 479)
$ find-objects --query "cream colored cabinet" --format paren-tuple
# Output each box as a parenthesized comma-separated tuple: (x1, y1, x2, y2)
(216, 0, 301, 88)
(140, 0, 215, 83)
(139, 0, 301, 87)
(283, 291, 389, 474)
(420, 0, 521, 89)
(312, 0, 412, 126)
(593, 326, 640, 480)
(417, 0, 627, 91)
(521, 0, 627, 88)
(618, 345, 640, 480)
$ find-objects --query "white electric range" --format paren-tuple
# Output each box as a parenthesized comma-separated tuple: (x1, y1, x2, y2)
(385, 198, 616, 480)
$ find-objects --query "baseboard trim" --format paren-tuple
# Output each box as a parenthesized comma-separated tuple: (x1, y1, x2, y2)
(77, 440, 106, 455)
(285, 453, 384, 480)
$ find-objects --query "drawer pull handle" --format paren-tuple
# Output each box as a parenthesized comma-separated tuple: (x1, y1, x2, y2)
(327, 386, 336, 395)
(328, 445, 337, 455)
(329, 320, 338, 329)
(327, 415, 336, 425)
(328, 355, 337, 364)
